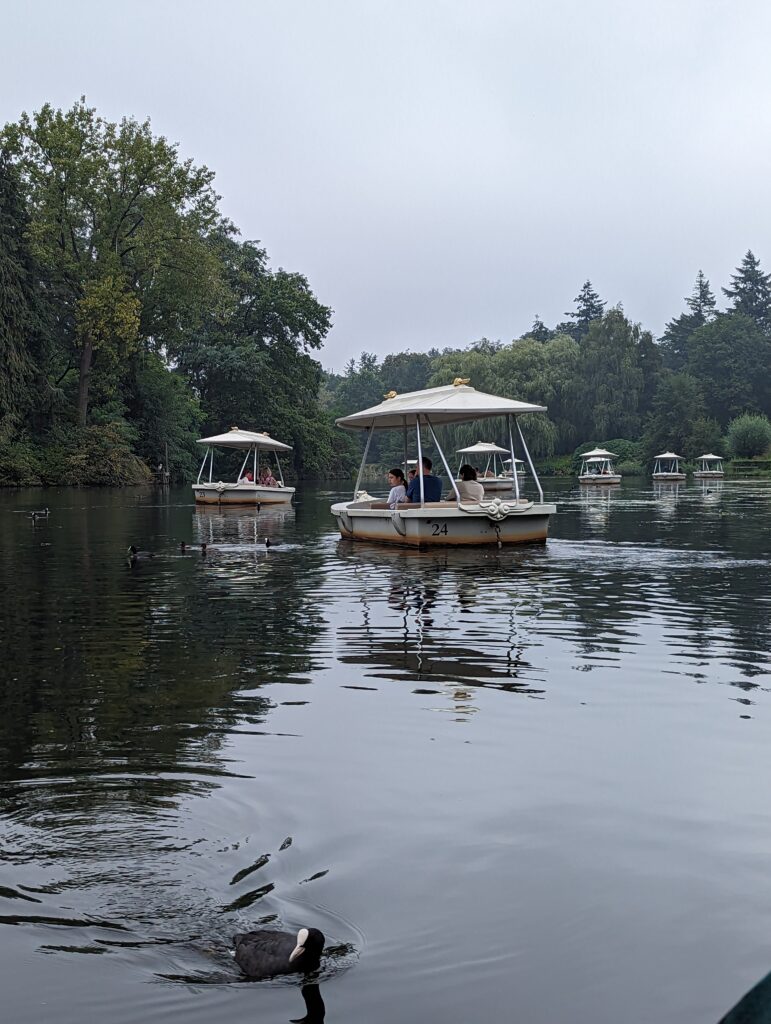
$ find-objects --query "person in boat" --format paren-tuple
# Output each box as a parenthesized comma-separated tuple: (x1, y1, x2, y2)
(456, 464, 484, 502)
(239, 468, 255, 483)
(400, 457, 442, 504)
(259, 466, 278, 487)
(408, 468, 417, 482)
(372, 468, 407, 509)
(483, 468, 495, 478)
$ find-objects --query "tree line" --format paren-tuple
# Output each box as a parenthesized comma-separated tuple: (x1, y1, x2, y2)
(1, 99, 770, 486)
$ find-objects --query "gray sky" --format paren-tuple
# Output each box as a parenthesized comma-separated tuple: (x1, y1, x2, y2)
(3, 0, 771, 370)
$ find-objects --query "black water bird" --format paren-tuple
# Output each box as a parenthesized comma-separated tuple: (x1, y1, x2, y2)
(265, 538, 272, 548)
(233, 926, 325, 980)
(127, 545, 154, 562)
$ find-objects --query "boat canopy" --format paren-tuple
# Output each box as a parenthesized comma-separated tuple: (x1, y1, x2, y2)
(581, 447, 618, 458)
(697, 453, 722, 461)
(503, 457, 525, 465)
(584, 456, 613, 464)
(456, 441, 510, 455)
(654, 451, 683, 460)
(196, 427, 292, 451)
(335, 383, 546, 431)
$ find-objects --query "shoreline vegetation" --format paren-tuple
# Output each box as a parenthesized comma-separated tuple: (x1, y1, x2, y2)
(1, 99, 770, 490)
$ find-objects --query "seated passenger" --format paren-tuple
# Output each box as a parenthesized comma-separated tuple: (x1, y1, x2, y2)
(259, 466, 278, 487)
(401, 457, 443, 504)
(239, 469, 254, 483)
(371, 468, 407, 509)
(456, 464, 484, 502)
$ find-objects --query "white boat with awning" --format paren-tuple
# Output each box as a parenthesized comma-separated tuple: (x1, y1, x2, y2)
(652, 451, 686, 481)
(456, 441, 519, 492)
(331, 381, 556, 547)
(693, 453, 724, 478)
(578, 447, 622, 485)
(193, 428, 295, 505)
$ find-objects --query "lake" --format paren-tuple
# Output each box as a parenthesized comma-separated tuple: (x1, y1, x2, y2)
(1, 478, 769, 1023)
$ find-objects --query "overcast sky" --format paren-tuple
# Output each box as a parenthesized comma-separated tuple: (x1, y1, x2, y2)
(3, 0, 771, 369)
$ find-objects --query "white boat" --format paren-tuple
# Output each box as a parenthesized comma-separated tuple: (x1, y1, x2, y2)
(693, 453, 724, 478)
(193, 428, 295, 505)
(578, 447, 622, 485)
(455, 441, 520, 492)
(331, 381, 556, 547)
(652, 451, 686, 481)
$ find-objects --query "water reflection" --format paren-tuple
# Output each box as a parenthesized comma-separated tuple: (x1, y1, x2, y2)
(0, 481, 770, 1024)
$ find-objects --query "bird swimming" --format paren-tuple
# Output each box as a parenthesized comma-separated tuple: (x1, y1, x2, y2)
(127, 544, 154, 561)
(233, 926, 325, 980)
(265, 538, 272, 548)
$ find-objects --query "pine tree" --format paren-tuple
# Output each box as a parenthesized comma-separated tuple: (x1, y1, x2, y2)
(564, 280, 606, 342)
(528, 314, 552, 342)
(722, 250, 771, 328)
(662, 270, 717, 370)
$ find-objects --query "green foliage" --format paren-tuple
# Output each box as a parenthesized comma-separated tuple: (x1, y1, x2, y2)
(662, 270, 716, 370)
(683, 417, 724, 461)
(686, 313, 771, 424)
(642, 371, 706, 462)
(726, 413, 771, 458)
(559, 280, 606, 342)
(722, 250, 771, 328)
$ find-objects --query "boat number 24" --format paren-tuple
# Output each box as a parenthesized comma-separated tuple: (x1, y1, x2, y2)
(430, 523, 448, 536)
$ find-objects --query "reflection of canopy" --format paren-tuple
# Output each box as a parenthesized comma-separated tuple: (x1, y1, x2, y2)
(336, 384, 546, 430)
(698, 453, 722, 460)
(196, 428, 292, 451)
(456, 441, 510, 455)
(581, 447, 618, 458)
(655, 451, 682, 460)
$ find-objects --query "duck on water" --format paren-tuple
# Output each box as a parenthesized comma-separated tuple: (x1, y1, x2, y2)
(233, 926, 325, 980)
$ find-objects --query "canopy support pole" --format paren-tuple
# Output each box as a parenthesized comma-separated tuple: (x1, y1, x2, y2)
(416, 416, 425, 505)
(238, 449, 250, 480)
(275, 451, 285, 486)
(253, 446, 257, 481)
(353, 425, 374, 500)
(208, 447, 214, 482)
(516, 417, 542, 502)
(402, 418, 408, 478)
(508, 417, 521, 502)
(427, 418, 460, 503)
(197, 448, 208, 485)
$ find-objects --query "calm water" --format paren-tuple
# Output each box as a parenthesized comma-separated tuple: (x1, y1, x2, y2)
(1, 479, 770, 1023)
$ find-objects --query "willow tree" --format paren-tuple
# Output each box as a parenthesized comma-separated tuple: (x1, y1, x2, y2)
(0, 99, 222, 425)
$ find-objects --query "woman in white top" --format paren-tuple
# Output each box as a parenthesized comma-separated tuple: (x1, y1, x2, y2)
(370, 468, 407, 509)
(456, 464, 485, 502)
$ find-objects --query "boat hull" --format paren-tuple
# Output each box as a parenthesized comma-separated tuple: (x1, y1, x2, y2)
(331, 501, 556, 547)
(693, 471, 724, 478)
(193, 483, 295, 505)
(578, 474, 622, 485)
(652, 473, 686, 481)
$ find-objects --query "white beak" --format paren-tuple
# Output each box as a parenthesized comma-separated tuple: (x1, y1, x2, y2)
(289, 927, 309, 963)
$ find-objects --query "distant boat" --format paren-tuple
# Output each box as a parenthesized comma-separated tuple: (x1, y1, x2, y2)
(193, 428, 295, 506)
(578, 448, 622, 485)
(455, 441, 520, 493)
(652, 451, 686, 481)
(693, 453, 724, 478)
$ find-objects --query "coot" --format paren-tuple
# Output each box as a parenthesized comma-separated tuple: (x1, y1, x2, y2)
(233, 926, 325, 980)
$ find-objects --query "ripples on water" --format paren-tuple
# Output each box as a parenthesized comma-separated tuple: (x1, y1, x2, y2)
(0, 480, 769, 1023)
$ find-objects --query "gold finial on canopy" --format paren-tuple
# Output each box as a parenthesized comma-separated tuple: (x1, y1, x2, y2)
(452, 377, 470, 387)
(383, 390, 398, 399)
